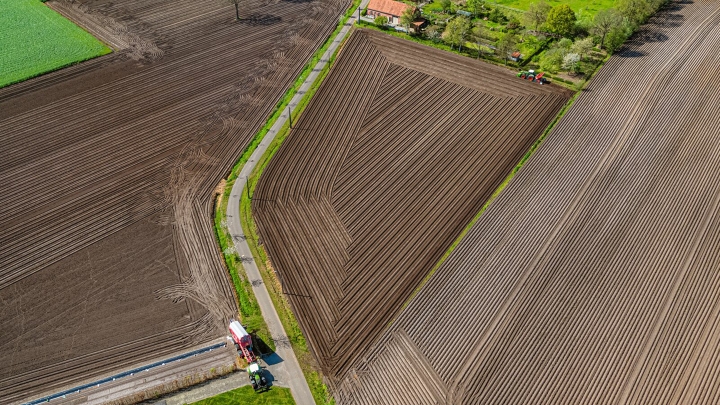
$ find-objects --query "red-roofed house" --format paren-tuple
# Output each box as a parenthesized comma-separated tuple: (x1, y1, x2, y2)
(367, 0, 414, 26)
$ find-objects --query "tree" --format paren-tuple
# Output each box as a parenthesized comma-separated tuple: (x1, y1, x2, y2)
(443, 16, 471, 51)
(400, 7, 415, 34)
(228, 0, 240, 20)
(562, 52, 580, 73)
(571, 37, 594, 60)
(488, 8, 506, 23)
(440, 0, 452, 13)
(472, 22, 487, 58)
(605, 21, 633, 54)
(400, 7, 416, 34)
(466, 0, 484, 17)
(556, 37, 573, 51)
(546, 4, 576, 37)
(617, 0, 653, 24)
(496, 33, 517, 65)
(375, 15, 388, 27)
(540, 47, 564, 72)
(425, 25, 442, 42)
(522, 0, 551, 31)
(591, 8, 622, 49)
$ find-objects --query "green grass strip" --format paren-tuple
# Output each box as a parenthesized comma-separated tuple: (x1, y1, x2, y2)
(0, 0, 111, 88)
(191, 385, 294, 405)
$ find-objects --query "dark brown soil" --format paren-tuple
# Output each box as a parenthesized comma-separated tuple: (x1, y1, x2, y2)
(252, 29, 571, 385)
(0, 0, 348, 402)
(334, 3, 720, 404)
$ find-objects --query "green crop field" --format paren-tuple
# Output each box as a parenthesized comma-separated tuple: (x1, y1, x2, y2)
(489, 0, 616, 18)
(0, 0, 111, 88)
(191, 385, 295, 405)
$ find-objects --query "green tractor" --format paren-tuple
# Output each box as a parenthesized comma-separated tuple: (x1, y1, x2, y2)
(247, 362, 268, 392)
(517, 70, 547, 84)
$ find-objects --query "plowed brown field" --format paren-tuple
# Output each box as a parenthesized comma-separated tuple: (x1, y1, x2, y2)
(0, 0, 347, 402)
(333, 2, 720, 404)
(252, 29, 571, 383)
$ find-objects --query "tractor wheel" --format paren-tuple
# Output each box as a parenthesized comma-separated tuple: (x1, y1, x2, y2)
(520, 73, 526, 79)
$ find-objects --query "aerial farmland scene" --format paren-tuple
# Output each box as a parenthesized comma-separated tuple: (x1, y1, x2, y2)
(2, 0, 720, 404)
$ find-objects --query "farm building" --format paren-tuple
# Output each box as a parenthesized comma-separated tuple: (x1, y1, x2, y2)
(366, 0, 413, 26)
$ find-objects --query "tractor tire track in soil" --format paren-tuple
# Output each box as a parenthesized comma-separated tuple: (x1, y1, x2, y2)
(0, 0, 348, 402)
(333, 2, 720, 404)
(252, 28, 571, 387)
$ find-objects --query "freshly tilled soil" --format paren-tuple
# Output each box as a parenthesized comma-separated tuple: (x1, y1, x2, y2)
(0, 0, 348, 402)
(252, 28, 571, 386)
(333, 2, 720, 404)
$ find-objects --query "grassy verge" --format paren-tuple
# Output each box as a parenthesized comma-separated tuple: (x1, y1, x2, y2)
(191, 385, 294, 405)
(1, 0, 111, 88)
(214, 2, 358, 403)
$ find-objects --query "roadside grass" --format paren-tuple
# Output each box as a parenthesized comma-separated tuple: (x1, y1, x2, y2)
(190, 385, 294, 405)
(0, 0, 111, 88)
(213, 2, 358, 404)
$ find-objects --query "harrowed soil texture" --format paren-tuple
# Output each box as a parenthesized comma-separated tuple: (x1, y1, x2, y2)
(0, 0, 348, 402)
(334, 3, 720, 404)
(252, 28, 572, 388)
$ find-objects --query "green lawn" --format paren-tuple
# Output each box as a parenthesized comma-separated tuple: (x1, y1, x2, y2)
(0, 0, 111, 88)
(191, 385, 295, 405)
(488, 0, 616, 18)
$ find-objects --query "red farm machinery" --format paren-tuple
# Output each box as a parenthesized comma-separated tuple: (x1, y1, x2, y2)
(229, 320, 268, 391)
(517, 70, 548, 84)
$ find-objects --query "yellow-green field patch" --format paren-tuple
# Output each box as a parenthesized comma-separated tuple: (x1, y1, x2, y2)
(0, 0, 111, 88)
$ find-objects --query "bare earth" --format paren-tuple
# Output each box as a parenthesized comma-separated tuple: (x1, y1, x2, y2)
(252, 28, 571, 385)
(334, 2, 720, 404)
(0, 0, 347, 402)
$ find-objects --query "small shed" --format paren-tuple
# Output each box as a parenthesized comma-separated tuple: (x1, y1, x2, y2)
(510, 51, 522, 62)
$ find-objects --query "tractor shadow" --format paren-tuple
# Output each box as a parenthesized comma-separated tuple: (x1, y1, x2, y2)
(261, 351, 285, 366)
(252, 333, 275, 356)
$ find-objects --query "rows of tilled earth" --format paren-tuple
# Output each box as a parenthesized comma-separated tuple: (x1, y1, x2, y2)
(0, 0, 348, 402)
(334, 3, 720, 404)
(253, 28, 571, 384)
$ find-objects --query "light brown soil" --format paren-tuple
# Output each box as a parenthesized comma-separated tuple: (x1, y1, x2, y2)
(0, 0, 348, 402)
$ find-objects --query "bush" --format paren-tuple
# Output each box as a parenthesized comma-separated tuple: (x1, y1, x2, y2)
(605, 20, 633, 53)
(375, 15, 388, 27)
(488, 8, 506, 23)
(539, 47, 564, 72)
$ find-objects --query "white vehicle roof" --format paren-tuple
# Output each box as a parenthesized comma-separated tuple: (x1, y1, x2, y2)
(248, 363, 260, 373)
(229, 320, 249, 338)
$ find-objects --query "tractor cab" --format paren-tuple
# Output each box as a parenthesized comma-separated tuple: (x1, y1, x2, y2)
(247, 362, 268, 391)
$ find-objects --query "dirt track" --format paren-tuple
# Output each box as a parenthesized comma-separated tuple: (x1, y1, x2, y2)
(252, 29, 571, 382)
(0, 0, 347, 402)
(333, 2, 720, 404)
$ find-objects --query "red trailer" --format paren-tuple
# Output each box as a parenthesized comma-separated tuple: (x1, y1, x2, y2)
(229, 320, 256, 363)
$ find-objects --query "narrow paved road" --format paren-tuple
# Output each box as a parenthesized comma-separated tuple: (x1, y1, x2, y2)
(225, 4, 368, 404)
